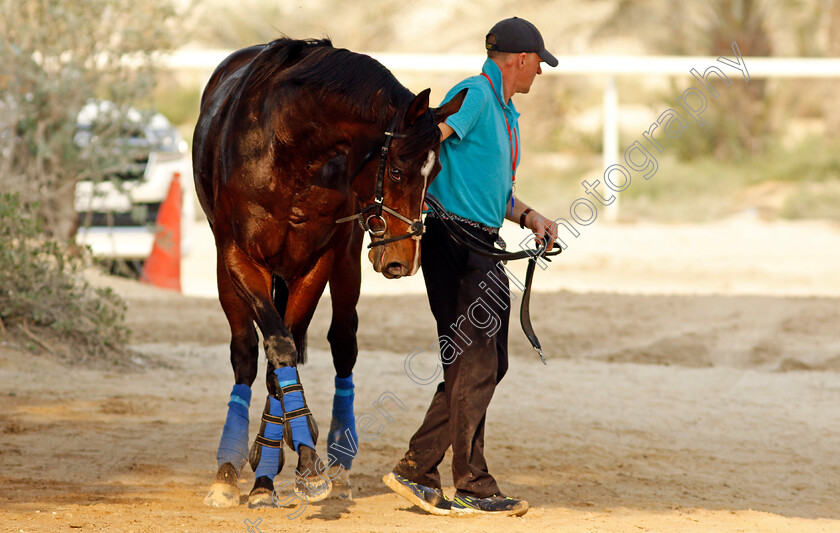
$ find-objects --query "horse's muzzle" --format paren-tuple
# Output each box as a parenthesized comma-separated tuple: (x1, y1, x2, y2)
(368, 246, 412, 279)
(383, 261, 410, 279)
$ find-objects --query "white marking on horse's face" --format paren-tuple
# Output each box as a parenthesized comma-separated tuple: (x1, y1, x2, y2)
(420, 150, 435, 180)
(408, 150, 434, 277)
(410, 236, 421, 276)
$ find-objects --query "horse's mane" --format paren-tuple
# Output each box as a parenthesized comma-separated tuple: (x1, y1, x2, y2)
(245, 38, 414, 125)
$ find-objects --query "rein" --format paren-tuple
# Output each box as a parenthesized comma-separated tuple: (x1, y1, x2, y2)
(424, 194, 562, 365)
(336, 114, 425, 248)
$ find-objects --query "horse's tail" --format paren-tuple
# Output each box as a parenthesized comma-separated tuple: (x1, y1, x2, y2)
(271, 275, 307, 364)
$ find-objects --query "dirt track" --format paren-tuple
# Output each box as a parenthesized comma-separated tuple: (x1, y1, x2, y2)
(2, 220, 840, 532)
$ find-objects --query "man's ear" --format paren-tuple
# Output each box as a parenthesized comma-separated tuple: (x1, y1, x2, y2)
(406, 88, 431, 126)
(434, 88, 468, 125)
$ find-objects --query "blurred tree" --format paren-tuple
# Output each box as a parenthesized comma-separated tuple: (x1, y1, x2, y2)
(701, 0, 773, 158)
(593, 0, 775, 159)
(189, 0, 405, 50)
(0, 0, 181, 240)
(0, 0, 187, 361)
(824, 0, 840, 132)
(593, 0, 840, 159)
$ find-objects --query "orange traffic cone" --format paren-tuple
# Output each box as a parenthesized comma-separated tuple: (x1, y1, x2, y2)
(141, 172, 182, 292)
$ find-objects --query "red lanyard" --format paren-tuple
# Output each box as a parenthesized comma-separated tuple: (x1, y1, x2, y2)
(481, 73, 518, 188)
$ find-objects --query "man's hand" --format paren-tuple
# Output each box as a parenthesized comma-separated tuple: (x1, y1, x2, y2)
(524, 210, 559, 252)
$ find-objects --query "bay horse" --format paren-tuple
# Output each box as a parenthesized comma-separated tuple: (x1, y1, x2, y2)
(192, 38, 465, 508)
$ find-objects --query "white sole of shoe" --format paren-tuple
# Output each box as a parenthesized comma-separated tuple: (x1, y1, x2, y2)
(382, 472, 451, 516)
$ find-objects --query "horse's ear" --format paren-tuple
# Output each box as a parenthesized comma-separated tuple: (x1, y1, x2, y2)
(406, 88, 431, 126)
(434, 88, 467, 125)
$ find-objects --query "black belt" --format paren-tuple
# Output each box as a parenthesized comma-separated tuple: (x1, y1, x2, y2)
(425, 209, 500, 237)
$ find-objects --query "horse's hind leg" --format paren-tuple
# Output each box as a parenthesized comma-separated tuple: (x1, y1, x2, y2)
(205, 252, 260, 508)
(324, 233, 363, 499)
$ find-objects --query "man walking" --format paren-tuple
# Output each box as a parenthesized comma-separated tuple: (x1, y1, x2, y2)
(383, 16, 560, 517)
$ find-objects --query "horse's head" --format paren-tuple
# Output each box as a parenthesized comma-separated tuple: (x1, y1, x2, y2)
(361, 88, 467, 279)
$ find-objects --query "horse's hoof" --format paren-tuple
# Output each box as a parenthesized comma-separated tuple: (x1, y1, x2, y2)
(247, 488, 276, 509)
(204, 481, 240, 508)
(295, 475, 332, 502)
(327, 466, 352, 500)
(204, 463, 240, 508)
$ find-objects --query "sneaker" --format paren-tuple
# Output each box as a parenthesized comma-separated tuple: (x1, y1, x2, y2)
(382, 471, 451, 516)
(450, 491, 529, 517)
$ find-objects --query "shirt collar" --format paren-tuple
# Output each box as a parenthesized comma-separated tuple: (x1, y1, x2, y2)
(480, 58, 519, 117)
(481, 58, 507, 106)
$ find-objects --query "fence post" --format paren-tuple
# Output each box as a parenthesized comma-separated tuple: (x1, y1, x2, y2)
(603, 74, 619, 222)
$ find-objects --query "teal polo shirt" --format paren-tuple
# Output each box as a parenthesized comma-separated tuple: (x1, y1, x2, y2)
(428, 59, 521, 229)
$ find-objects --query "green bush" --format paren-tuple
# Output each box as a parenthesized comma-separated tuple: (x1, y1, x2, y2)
(617, 155, 750, 222)
(780, 183, 840, 221)
(0, 193, 129, 362)
(752, 136, 840, 185)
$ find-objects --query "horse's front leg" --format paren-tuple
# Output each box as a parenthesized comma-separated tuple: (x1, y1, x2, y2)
(204, 249, 260, 508)
(324, 229, 363, 499)
(273, 249, 338, 504)
(217, 243, 314, 509)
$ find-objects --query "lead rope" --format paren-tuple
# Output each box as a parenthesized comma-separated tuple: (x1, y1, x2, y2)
(425, 194, 560, 364)
(521, 258, 546, 364)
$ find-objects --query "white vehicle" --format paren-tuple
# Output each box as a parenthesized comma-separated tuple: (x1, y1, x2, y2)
(74, 102, 194, 275)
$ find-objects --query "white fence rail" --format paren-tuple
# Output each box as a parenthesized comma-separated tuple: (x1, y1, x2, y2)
(166, 49, 840, 77)
(167, 50, 840, 220)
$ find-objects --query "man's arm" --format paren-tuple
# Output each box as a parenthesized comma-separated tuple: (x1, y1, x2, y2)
(506, 197, 559, 251)
(439, 122, 558, 251)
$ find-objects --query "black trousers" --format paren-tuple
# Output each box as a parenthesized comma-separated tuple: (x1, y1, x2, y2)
(394, 216, 510, 498)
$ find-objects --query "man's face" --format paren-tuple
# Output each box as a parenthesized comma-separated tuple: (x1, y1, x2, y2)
(515, 53, 543, 94)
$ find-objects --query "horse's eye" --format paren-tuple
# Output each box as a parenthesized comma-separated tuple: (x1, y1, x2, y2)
(389, 167, 402, 182)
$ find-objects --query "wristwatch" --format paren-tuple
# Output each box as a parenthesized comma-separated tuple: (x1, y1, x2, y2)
(519, 208, 533, 229)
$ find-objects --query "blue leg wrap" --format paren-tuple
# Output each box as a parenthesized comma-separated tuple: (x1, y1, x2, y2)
(328, 374, 357, 470)
(275, 367, 315, 452)
(216, 384, 251, 473)
(254, 396, 285, 479)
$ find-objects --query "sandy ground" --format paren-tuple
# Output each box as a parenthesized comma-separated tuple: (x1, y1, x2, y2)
(2, 217, 840, 533)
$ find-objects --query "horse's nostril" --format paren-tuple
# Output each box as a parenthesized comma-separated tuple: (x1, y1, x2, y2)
(386, 262, 405, 275)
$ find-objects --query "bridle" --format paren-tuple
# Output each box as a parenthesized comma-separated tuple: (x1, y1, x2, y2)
(335, 113, 425, 248)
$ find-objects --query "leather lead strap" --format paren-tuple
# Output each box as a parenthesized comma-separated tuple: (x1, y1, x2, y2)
(520, 257, 547, 365)
(424, 194, 559, 363)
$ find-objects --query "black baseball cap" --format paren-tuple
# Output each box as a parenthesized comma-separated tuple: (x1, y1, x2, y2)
(485, 17, 558, 67)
